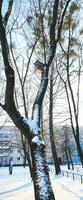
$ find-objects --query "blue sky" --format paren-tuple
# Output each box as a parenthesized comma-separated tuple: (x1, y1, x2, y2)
(2, 0, 8, 15)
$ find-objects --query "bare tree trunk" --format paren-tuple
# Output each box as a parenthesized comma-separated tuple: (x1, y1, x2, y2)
(65, 149, 70, 170)
(66, 26, 83, 166)
(66, 71, 83, 165)
(21, 134, 33, 178)
(68, 148, 74, 170)
(31, 140, 55, 200)
(49, 65, 61, 175)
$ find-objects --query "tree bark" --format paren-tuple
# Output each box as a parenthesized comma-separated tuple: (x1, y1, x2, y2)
(31, 141, 55, 200)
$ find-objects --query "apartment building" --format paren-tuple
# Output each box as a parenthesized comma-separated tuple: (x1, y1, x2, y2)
(0, 125, 82, 166)
(0, 126, 24, 166)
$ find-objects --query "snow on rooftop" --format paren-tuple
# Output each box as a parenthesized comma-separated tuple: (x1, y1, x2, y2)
(0, 146, 9, 149)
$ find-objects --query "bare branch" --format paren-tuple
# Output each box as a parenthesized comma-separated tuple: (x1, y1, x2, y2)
(47, 0, 60, 66)
(65, 84, 76, 138)
(33, 1, 60, 109)
(57, 0, 71, 42)
(23, 39, 39, 87)
(0, 9, 31, 141)
(0, 102, 4, 108)
(50, 0, 59, 46)
(59, 41, 68, 55)
(4, 0, 14, 26)
(32, 0, 71, 126)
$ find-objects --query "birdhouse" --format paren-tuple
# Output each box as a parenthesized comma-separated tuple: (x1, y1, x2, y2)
(34, 60, 44, 75)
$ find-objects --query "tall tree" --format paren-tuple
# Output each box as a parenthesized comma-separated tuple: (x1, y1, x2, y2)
(0, 0, 71, 199)
(49, 64, 61, 174)
(56, 2, 83, 166)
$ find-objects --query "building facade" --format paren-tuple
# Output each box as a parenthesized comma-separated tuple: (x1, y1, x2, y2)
(0, 126, 82, 166)
(0, 126, 24, 166)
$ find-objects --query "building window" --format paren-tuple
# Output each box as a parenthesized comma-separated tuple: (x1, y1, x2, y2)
(0, 149, 4, 153)
(17, 157, 20, 160)
(17, 149, 21, 153)
(5, 135, 8, 138)
(10, 157, 13, 160)
(10, 149, 13, 153)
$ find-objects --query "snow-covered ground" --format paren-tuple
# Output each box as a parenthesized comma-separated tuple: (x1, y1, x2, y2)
(0, 165, 83, 200)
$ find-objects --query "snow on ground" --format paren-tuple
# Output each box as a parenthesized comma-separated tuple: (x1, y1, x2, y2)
(0, 165, 83, 200)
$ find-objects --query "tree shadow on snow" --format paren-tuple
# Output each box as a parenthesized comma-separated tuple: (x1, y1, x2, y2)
(0, 182, 31, 197)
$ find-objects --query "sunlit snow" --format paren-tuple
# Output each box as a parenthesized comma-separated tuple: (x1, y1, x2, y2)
(0, 165, 83, 200)
(22, 104, 39, 135)
(32, 136, 44, 145)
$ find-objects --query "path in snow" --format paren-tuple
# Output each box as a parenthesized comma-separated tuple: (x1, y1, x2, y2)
(0, 166, 83, 200)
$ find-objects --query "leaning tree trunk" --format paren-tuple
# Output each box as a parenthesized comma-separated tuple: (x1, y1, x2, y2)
(65, 83, 83, 166)
(68, 82, 83, 166)
(66, 50, 83, 166)
(49, 65, 61, 175)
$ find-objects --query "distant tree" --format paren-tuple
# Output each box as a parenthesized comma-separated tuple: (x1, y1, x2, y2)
(62, 125, 74, 170)
(49, 64, 61, 174)
(56, 2, 83, 166)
